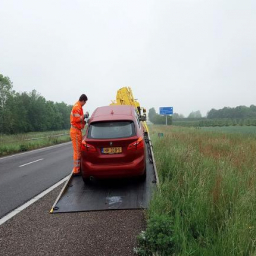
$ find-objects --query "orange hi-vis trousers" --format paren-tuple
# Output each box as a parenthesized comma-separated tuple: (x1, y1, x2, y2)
(70, 127, 82, 174)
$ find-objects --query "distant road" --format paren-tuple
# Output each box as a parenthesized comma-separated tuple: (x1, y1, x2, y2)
(0, 142, 73, 218)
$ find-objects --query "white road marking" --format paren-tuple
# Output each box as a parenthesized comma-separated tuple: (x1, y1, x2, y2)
(0, 175, 69, 226)
(19, 158, 44, 167)
(0, 141, 71, 161)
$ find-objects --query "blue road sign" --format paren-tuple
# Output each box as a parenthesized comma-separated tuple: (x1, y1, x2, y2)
(159, 107, 173, 115)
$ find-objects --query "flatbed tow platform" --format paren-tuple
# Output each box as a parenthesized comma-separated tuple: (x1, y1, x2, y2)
(51, 138, 158, 213)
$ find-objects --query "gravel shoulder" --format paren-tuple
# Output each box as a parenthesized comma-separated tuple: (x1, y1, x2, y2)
(0, 184, 146, 256)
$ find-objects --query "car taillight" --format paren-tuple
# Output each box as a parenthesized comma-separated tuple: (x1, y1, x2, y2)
(81, 141, 96, 152)
(127, 137, 144, 150)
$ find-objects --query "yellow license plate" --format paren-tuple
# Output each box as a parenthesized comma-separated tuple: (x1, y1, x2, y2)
(102, 147, 122, 154)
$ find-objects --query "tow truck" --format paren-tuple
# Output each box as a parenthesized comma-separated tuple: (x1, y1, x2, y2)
(110, 87, 149, 135)
(50, 87, 158, 213)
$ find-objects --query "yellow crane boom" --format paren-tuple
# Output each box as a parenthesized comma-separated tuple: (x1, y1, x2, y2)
(110, 87, 149, 134)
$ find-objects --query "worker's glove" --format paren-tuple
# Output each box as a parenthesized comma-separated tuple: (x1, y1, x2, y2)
(84, 112, 89, 119)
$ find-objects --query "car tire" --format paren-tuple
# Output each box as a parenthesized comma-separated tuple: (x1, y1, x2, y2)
(81, 164, 90, 184)
(139, 168, 146, 182)
(82, 175, 90, 184)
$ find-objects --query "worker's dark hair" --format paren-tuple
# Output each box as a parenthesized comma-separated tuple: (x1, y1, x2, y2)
(79, 94, 88, 102)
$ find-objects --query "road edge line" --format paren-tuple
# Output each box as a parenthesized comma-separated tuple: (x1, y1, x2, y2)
(0, 175, 69, 226)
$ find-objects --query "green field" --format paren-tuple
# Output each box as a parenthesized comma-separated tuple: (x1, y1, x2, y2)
(136, 125, 256, 255)
(0, 130, 71, 156)
(201, 126, 256, 135)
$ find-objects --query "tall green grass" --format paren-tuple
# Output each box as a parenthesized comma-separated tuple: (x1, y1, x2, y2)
(201, 126, 256, 135)
(0, 130, 71, 156)
(137, 126, 256, 255)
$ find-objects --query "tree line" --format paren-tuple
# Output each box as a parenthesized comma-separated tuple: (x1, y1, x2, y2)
(207, 105, 256, 119)
(174, 106, 256, 120)
(173, 118, 256, 127)
(148, 106, 256, 127)
(0, 74, 72, 134)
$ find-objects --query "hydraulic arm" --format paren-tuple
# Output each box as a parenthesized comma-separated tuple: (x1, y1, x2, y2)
(110, 87, 149, 134)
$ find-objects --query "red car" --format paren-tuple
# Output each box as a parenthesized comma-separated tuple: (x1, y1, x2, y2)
(80, 105, 146, 183)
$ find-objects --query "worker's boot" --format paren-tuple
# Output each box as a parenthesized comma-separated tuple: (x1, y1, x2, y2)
(73, 167, 81, 176)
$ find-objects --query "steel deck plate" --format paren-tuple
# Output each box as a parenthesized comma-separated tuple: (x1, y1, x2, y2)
(52, 143, 156, 213)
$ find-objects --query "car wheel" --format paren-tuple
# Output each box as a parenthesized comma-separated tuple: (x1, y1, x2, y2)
(139, 168, 146, 182)
(81, 164, 90, 184)
(82, 175, 90, 184)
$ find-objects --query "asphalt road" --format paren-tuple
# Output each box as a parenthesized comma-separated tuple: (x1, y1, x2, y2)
(0, 143, 146, 255)
(0, 142, 73, 218)
(0, 184, 145, 256)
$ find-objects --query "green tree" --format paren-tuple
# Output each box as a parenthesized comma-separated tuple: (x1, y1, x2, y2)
(0, 74, 13, 133)
(26, 90, 47, 131)
(5, 92, 28, 133)
(173, 113, 185, 119)
(55, 102, 72, 129)
(188, 110, 202, 118)
(148, 108, 157, 123)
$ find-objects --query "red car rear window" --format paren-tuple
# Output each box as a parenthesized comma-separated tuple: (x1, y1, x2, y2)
(88, 121, 135, 139)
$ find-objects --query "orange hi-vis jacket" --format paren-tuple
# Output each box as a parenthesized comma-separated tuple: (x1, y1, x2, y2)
(70, 101, 85, 130)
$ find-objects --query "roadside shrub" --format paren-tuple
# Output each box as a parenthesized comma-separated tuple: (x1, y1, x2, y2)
(135, 214, 174, 256)
(19, 144, 28, 152)
(0, 146, 10, 156)
(49, 137, 59, 144)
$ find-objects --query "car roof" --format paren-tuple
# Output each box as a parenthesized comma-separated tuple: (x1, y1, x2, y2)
(90, 105, 136, 123)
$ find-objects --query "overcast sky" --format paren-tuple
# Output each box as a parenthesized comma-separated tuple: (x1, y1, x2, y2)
(0, 0, 255, 117)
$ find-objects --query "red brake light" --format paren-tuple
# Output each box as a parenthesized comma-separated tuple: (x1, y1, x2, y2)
(127, 137, 144, 150)
(81, 141, 96, 152)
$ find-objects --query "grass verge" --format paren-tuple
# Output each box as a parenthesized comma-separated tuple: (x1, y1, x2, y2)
(136, 126, 256, 255)
(0, 130, 71, 156)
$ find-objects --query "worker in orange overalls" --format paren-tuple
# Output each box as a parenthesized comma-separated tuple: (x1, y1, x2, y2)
(70, 94, 89, 175)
